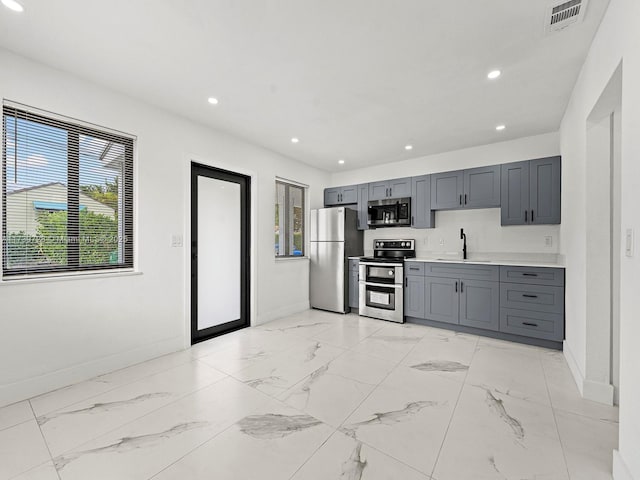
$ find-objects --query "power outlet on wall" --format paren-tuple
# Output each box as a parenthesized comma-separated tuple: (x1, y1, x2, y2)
(439, 238, 445, 246)
(544, 236, 553, 247)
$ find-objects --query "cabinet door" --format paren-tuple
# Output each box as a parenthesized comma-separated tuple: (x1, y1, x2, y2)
(530, 156, 561, 225)
(404, 275, 425, 319)
(431, 171, 464, 210)
(388, 177, 412, 198)
(500, 161, 530, 225)
(411, 175, 435, 229)
(356, 183, 369, 230)
(464, 165, 501, 208)
(368, 181, 389, 201)
(324, 188, 341, 206)
(349, 269, 360, 309)
(459, 279, 499, 331)
(425, 276, 459, 324)
(340, 185, 358, 204)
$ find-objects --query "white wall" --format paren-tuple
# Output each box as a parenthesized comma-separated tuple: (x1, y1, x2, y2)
(331, 132, 561, 258)
(558, 0, 640, 477)
(0, 49, 330, 407)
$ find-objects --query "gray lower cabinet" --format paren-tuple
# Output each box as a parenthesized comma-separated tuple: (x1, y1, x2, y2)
(459, 279, 500, 330)
(424, 276, 459, 324)
(501, 156, 561, 225)
(356, 183, 369, 231)
(349, 260, 360, 309)
(324, 185, 358, 206)
(411, 175, 435, 228)
(404, 262, 564, 345)
(404, 274, 425, 318)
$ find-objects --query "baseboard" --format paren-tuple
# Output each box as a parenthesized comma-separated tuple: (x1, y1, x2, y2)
(254, 301, 310, 326)
(563, 340, 585, 396)
(563, 340, 614, 405)
(0, 335, 184, 408)
(613, 450, 636, 480)
(583, 378, 614, 405)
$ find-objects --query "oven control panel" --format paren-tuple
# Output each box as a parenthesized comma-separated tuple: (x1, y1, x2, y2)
(373, 239, 415, 250)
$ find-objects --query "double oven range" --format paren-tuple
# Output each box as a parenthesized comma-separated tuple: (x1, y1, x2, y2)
(358, 239, 415, 323)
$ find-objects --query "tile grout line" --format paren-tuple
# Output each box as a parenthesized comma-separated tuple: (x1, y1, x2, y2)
(540, 350, 573, 480)
(27, 398, 63, 480)
(429, 334, 481, 479)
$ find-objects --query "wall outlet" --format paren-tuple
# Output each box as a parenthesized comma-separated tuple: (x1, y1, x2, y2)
(171, 234, 183, 247)
(625, 228, 634, 257)
(439, 238, 445, 246)
(423, 236, 429, 245)
(544, 236, 553, 247)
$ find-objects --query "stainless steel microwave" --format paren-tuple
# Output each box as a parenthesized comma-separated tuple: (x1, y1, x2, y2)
(367, 197, 411, 227)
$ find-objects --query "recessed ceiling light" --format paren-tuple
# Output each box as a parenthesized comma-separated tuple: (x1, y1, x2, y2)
(487, 70, 501, 79)
(207, 97, 219, 105)
(338, 159, 345, 164)
(291, 137, 299, 143)
(2, 0, 24, 12)
(405, 145, 413, 151)
(496, 125, 506, 131)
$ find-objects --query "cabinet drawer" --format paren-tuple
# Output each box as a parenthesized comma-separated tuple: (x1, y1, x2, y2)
(500, 283, 564, 314)
(349, 259, 360, 271)
(500, 308, 564, 342)
(500, 266, 564, 286)
(424, 263, 499, 281)
(404, 262, 425, 276)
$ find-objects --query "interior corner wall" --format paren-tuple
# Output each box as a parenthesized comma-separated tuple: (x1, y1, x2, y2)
(558, 0, 640, 477)
(0, 48, 330, 407)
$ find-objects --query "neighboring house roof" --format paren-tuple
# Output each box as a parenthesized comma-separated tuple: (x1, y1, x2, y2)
(7, 182, 65, 195)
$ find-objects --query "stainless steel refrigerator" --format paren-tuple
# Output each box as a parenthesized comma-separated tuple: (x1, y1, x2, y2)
(310, 207, 363, 313)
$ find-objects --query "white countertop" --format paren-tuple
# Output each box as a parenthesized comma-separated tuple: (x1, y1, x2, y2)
(348, 254, 564, 268)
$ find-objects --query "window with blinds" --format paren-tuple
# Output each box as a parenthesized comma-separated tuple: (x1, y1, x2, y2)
(2, 103, 134, 277)
(275, 179, 305, 257)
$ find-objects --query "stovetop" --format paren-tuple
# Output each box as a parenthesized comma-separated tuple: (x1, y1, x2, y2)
(359, 256, 413, 264)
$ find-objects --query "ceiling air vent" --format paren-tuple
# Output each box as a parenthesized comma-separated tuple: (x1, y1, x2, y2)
(544, 0, 588, 35)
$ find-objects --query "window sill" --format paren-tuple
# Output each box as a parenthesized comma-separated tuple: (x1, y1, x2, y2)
(0, 269, 143, 286)
(275, 256, 309, 262)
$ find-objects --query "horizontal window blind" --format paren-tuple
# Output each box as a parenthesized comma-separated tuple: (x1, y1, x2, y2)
(275, 180, 305, 257)
(2, 104, 134, 277)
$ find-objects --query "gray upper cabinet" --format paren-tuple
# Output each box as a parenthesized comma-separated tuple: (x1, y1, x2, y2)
(431, 170, 464, 209)
(501, 156, 561, 225)
(459, 279, 500, 331)
(324, 185, 358, 206)
(530, 157, 561, 225)
(501, 161, 530, 225)
(411, 175, 435, 229)
(369, 177, 412, 200)
(464, 165, 501, 208)
(431, 166, 500, 210)
(356, 183, 369, 231)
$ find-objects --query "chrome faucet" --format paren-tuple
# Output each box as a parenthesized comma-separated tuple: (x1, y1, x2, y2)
(460, 228, 467, 260)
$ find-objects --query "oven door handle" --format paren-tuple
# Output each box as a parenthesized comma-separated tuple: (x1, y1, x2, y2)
(359, 281, 403, 289)
(360, 262, 404, 267)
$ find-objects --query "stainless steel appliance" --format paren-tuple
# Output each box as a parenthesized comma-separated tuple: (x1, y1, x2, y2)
(367, 197, 411, 228)
(310, 207, 364, 313)
(359, 239, 416, 323)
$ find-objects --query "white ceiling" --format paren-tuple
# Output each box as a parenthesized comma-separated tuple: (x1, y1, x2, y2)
(0, 0, 610, 172)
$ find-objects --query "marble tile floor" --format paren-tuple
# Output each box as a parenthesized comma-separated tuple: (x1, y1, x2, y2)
(0, 310, 619, 480)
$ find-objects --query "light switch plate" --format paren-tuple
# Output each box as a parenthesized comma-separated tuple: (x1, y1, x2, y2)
(625, 228, 634, 257)
(171, 234, 183, 248)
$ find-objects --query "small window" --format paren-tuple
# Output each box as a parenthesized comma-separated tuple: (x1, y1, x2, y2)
(275, 179, 305, 257)
(2, 103, 134, 277)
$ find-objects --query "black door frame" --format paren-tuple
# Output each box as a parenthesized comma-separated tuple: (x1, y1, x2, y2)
(191, 162, 251, 344)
